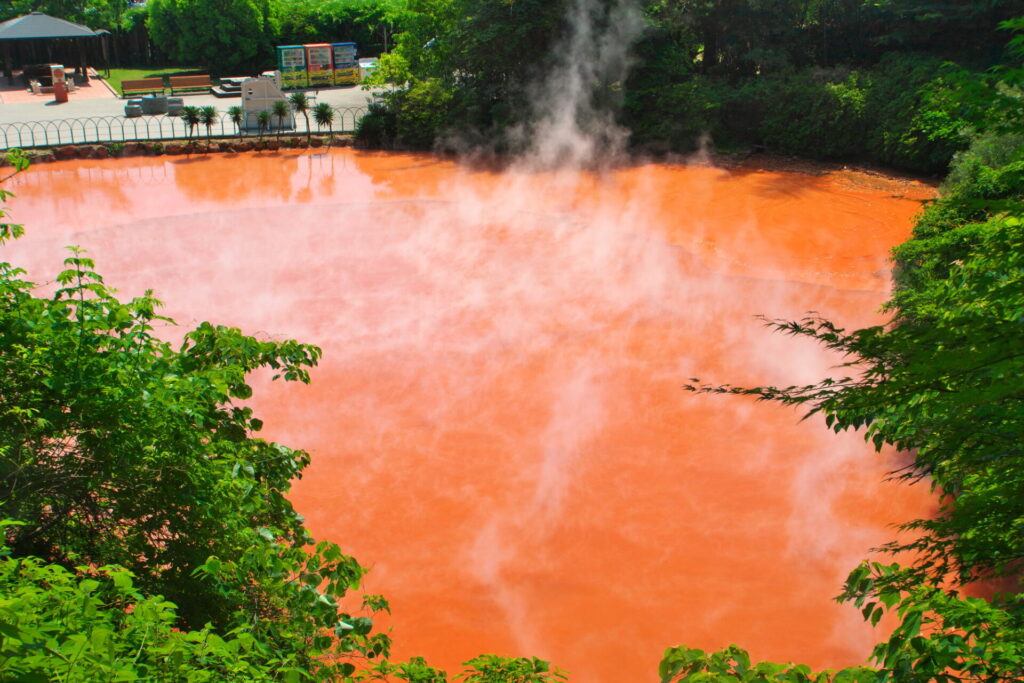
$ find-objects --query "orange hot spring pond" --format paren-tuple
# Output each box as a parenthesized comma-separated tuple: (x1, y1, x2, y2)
(8, 149, 936, 681)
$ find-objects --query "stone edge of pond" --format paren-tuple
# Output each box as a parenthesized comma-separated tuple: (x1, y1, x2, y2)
(0, 134, 357, 163)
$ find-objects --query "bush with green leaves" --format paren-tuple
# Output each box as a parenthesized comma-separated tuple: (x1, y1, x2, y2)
(622, 52, 968, 171)
(147, 0, 275, 73)
(858, 53, 969, 174)
(456, 655, 567, 683)
(0, 521, 282, 682)
(357, 78, 453, 150)
(659, 645, 875, 683)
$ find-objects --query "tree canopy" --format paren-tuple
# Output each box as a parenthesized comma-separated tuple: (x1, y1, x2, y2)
(147, 0, 276, 73)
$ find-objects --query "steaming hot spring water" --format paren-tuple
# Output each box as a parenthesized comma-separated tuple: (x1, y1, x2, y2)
(9, 149, 935, 681)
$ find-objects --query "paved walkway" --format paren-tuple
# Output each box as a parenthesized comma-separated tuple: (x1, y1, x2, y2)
(0, 78, 379, 125)
(0, 77, 118, 104)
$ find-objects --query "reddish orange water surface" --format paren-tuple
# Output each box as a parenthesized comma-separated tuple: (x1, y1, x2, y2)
(9, 150, 936, 681)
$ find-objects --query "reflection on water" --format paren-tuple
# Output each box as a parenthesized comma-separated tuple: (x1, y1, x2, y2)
(9, 149, 935, 682)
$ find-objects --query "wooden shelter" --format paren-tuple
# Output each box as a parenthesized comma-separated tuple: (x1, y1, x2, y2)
(0, 12, 101, 85)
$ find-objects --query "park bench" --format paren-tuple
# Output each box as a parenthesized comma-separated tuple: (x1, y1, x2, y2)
(121, 77, 164, 98)
(169, 74, 212, 95)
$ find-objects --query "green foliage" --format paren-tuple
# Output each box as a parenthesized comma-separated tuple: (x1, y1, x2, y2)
(0, 525, 278, 681)
(179, 104, 201, 140)
(257, 109, 272, 139)
(622, 20, 712, 154)
(272, 98, 291, 138)
(0, 150, 29, 245)
(0, 0, 133, 29)
(273, 0, 407, 56)
(314, 101, 336, 132)
(859, 53, 969, 173)
(147, 0, 276, 73)
(624, 53, 968, 171)
(227, 105, 246, 134)
(356, 77, 453, 149)
(658, 645, 875, 683)
(457, 655, 567, 683)
(289, 92, 312, 143)
(719, 69, 870, 159)
(356, 100, 398, 147)
(365, 655, 449, 682)
(392, 78, 453, 148)
(838, 562, 1024, 682)
(200, 105, 219, 136)
(362, 0, 571, 149)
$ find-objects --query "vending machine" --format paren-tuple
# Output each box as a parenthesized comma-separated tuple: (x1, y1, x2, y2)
(305, 44, 334, 87)
(276, 46, 308, 89)
(331, 43, 359, 85)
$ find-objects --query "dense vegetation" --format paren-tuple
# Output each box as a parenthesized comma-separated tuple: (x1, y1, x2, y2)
(353, 0, 1019, 173)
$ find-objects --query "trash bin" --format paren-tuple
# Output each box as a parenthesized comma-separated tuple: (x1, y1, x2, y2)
(52, 80, 68, 103)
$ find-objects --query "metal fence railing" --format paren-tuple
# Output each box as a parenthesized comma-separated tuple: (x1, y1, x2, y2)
(0, 105, 368, 150)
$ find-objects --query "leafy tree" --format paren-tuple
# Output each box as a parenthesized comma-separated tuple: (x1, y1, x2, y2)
(839, 562, 1024, 682)
(273, 0, 410, 56)
(0, 0, 132, 28)
(147, 0, 276, 73)
(363, 0, 572, 148)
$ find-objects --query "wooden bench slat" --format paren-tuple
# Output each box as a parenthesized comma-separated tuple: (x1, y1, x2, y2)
(169, 75, 212, 94)
(121, 77, 164, 97)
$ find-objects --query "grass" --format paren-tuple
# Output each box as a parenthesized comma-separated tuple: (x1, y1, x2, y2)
(104, 67, 206, 96)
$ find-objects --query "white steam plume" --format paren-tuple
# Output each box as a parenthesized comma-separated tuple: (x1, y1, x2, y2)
(517, 0, 644, 170)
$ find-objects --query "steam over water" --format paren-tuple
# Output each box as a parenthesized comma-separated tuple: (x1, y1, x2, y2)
(9, 150, 934, 681)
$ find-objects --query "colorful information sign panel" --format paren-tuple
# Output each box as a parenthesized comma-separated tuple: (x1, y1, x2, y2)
(277, 45, 307, 89)
(332, 42, 359, 85)
(306, 43, 334, 87)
